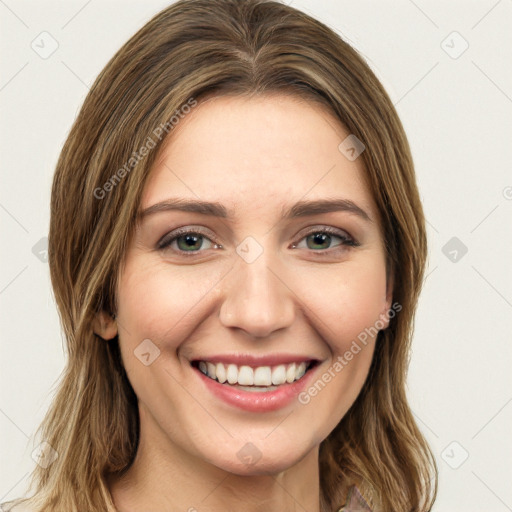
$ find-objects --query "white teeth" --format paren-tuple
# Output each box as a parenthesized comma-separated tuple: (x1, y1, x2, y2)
(253, 366, 272, 386)
(226, 364, 238, 384)
(238, 366, 254, 385)
(197, 360, 312, 387)
(286, 363, 296, 383)
(206, 362, 216, 379)
(216, 362, 227, 383)
(271, 365, 286, 385)
(296, 362, 307, 379)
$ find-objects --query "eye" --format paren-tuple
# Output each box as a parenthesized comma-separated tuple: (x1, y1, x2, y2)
(292, 227, 359, 253)
(157, 228, 221, 255)
(157, 225, 359, 257)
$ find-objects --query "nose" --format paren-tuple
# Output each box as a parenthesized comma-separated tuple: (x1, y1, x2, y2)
(218, 246, 296, 339)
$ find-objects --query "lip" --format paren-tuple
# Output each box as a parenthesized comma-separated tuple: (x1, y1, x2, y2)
(191, 359, 320, 412)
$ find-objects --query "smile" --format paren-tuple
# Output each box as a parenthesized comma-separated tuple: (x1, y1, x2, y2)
(195, 360, 313, 390)
(190, 354, 321, 412)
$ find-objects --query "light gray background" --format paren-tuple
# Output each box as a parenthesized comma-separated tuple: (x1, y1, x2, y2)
(1, 1, 511, 510)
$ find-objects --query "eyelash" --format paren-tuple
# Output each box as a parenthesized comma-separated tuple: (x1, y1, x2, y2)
(157, 226, 360, 257)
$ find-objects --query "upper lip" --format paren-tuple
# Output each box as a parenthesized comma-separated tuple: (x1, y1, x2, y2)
(191, 354, 319, 367)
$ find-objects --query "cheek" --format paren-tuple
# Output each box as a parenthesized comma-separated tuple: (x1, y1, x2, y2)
(117, 249, 388, 355)
(293, 259, 387, 429)
(117, 261, 225, 346)
(114, 260, 226, 410)
(297, 256, 388, 352)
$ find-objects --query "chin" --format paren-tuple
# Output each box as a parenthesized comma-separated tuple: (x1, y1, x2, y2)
(203, 438, 315, 477)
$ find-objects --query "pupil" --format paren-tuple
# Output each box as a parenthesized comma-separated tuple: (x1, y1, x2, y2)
(309, 233, 329, 249)
(179, 234, 201, 251)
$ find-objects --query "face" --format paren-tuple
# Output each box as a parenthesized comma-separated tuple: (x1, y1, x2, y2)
(110, 94, 392, 476)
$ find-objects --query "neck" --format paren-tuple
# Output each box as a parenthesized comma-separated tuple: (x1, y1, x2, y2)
(108, 407, 321, 512)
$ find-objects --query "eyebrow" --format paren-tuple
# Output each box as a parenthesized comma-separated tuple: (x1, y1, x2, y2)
(138, 197, 372, 223)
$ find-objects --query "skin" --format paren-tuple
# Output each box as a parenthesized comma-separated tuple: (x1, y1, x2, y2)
(97, 94, 393, 512)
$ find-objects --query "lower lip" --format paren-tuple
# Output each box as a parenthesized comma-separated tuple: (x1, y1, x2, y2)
(193, 364, 318, 412)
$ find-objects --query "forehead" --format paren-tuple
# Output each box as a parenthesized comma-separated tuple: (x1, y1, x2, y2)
(140, 94, 377, 222)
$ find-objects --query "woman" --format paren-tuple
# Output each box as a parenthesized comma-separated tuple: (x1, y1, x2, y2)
(2, 0, 437, 510)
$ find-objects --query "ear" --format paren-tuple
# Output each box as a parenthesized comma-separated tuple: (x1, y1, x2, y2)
(93, 310, 118, 340)
(379, 272, 395, 331)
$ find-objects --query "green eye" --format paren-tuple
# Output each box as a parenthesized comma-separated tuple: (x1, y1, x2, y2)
(295, 228, 358, 252)
(158, 230, 218, 253)
(175, 233, 210, 252)
(157, 226, 358, 258)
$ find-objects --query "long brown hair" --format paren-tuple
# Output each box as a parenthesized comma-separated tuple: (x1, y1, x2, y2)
(9, 1, 437, 510)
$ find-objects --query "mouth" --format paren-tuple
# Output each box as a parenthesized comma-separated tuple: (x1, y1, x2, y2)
(191, 359, 319, 393)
